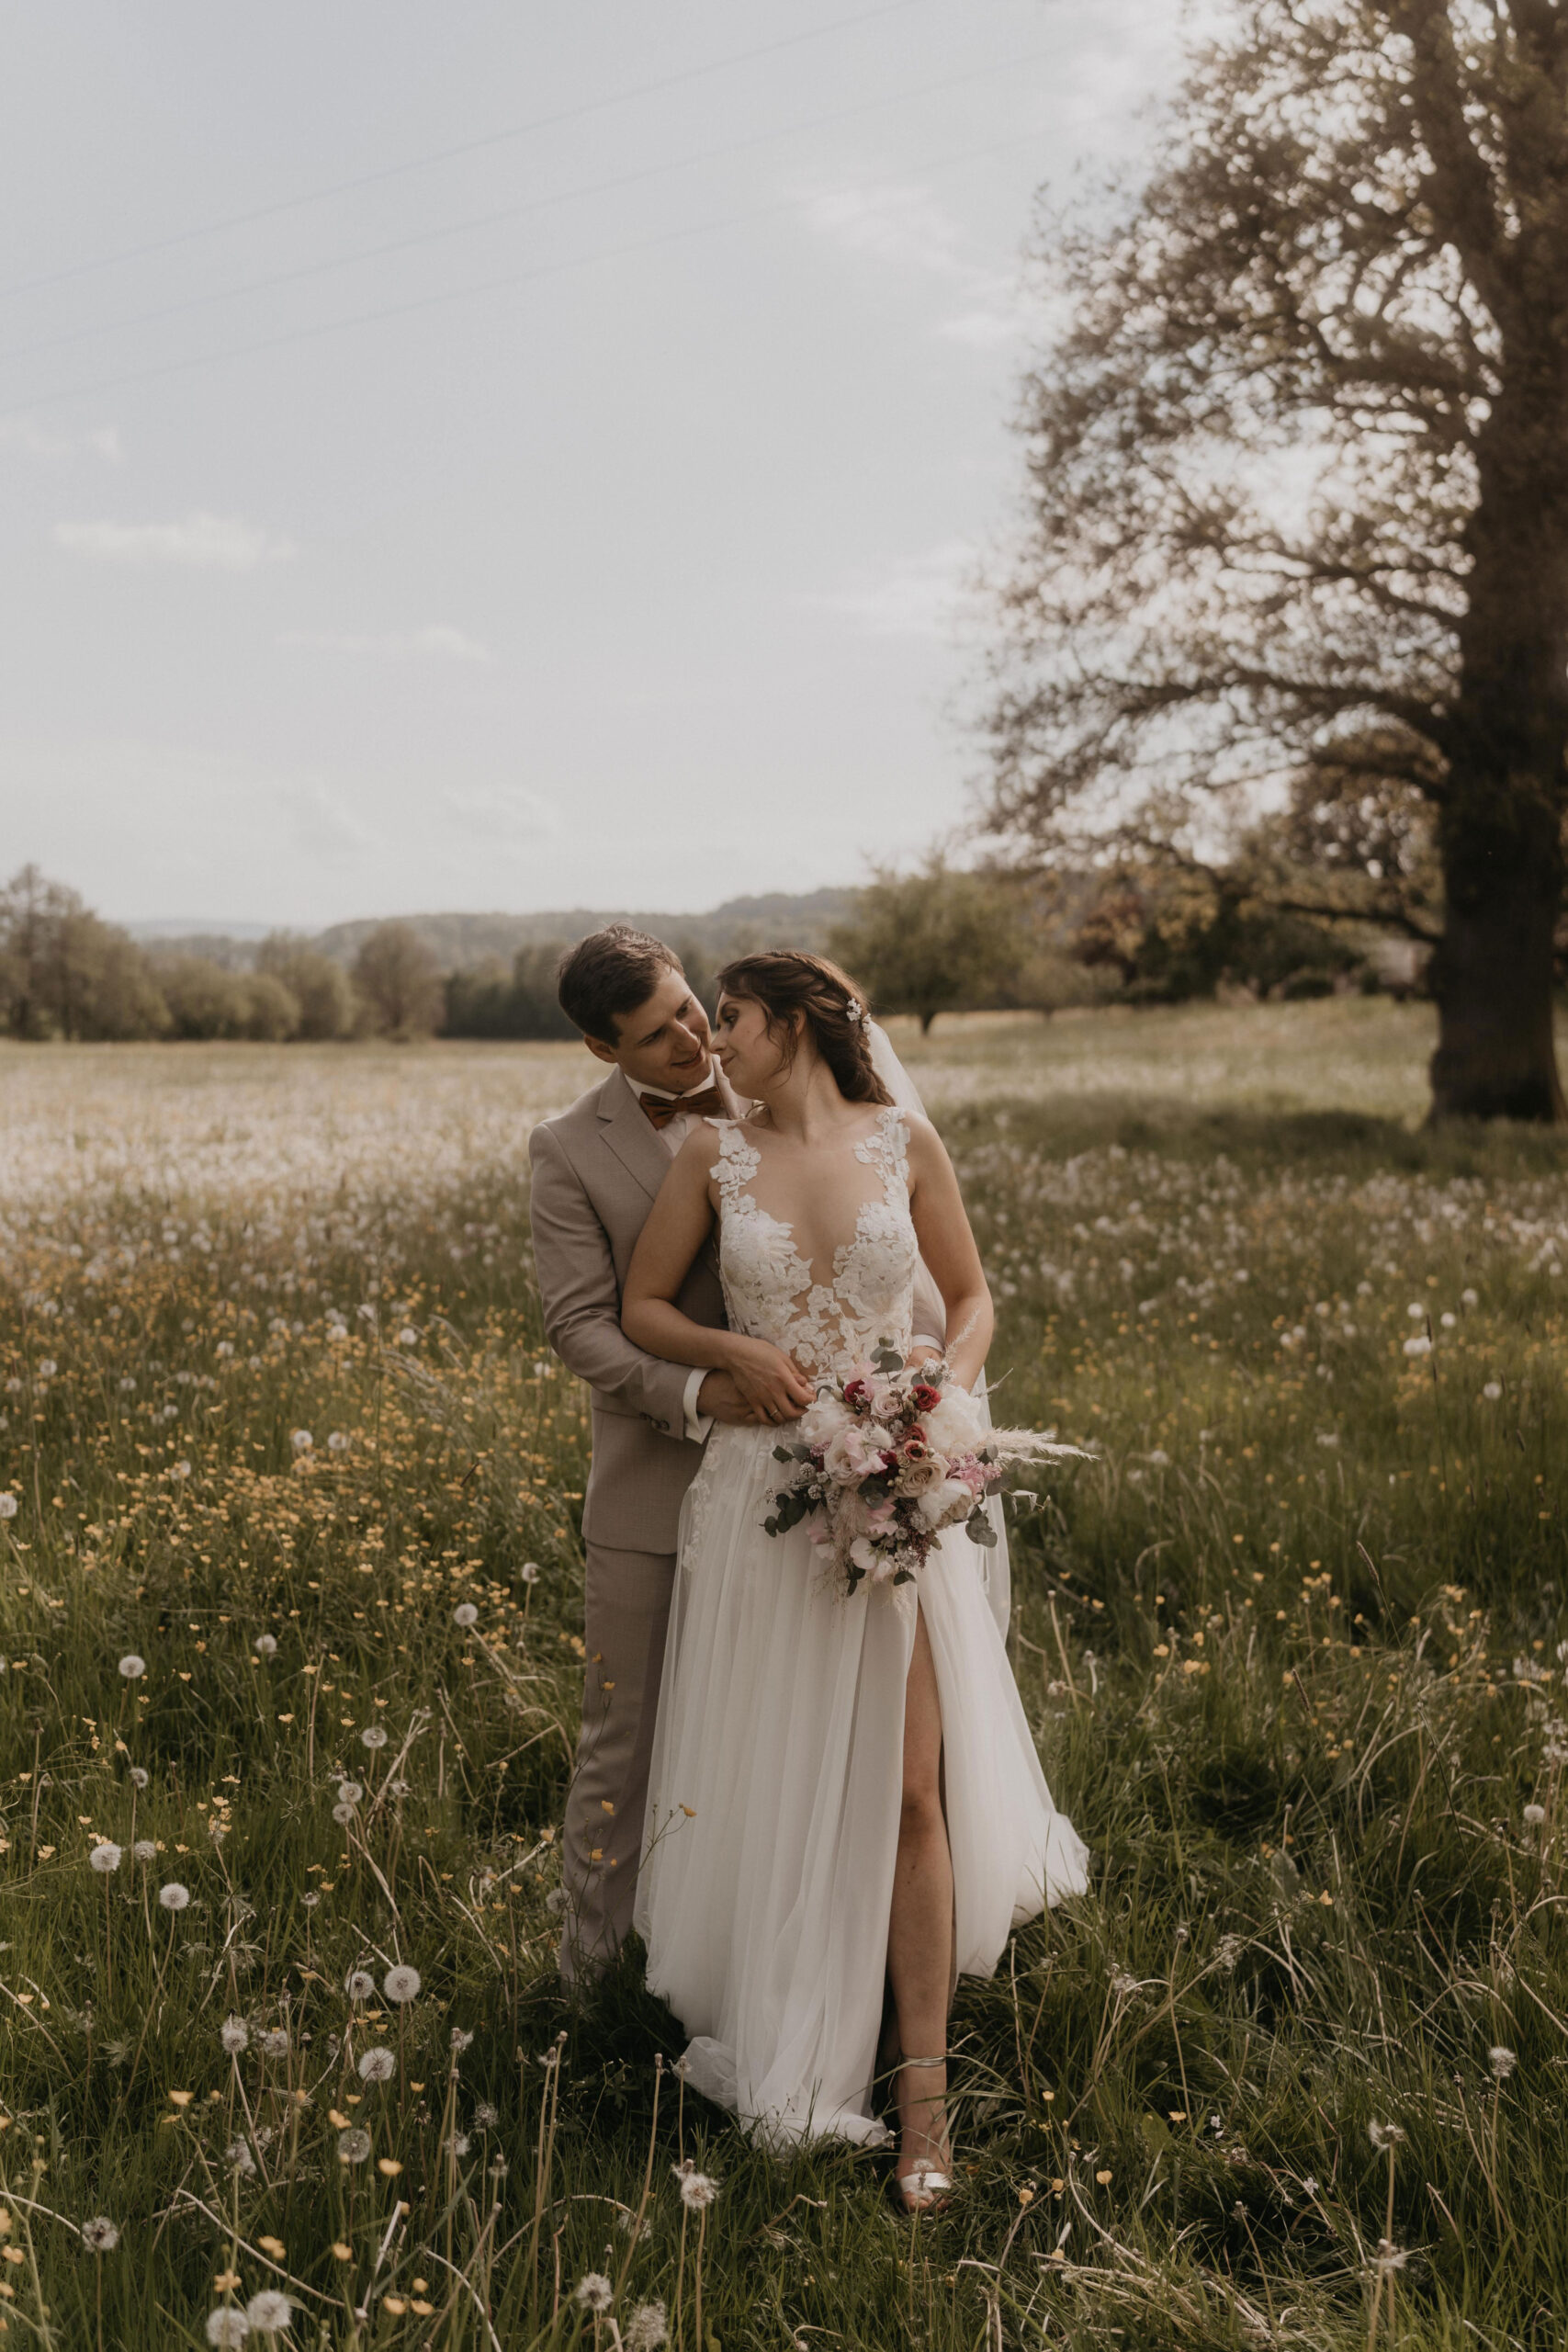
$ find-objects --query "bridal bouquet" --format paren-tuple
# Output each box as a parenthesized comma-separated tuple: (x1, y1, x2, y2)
(763, 1342, 1086, 1598)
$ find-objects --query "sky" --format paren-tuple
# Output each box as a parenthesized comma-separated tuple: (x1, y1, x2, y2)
(0, 0, 1186, 930)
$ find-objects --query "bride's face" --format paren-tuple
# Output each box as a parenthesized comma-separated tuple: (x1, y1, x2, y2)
(713, 991, 795, 1095)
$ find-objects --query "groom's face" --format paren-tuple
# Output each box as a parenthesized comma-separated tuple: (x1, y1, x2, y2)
(589, 963, 713, 1092)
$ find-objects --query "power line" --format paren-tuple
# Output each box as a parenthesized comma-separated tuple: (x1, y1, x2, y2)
(0, 40, 1070, 373)
(0, 0, 930, 305)
(2, 125, 1051, 417)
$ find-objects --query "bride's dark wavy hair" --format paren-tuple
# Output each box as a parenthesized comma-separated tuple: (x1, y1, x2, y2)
(715, 950, 893, 1106)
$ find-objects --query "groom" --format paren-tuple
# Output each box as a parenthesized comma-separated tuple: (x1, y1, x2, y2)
(528, 925, 805, 1982)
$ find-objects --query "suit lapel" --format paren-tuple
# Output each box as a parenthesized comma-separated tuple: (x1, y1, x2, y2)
(596, 1066, 675, 1204)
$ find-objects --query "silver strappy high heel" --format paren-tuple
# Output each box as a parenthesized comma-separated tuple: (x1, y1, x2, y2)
(894, 2053, 954, 2213)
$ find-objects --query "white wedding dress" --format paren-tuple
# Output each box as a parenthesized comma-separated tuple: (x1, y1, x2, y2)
(633, 1107, 1089, 2147)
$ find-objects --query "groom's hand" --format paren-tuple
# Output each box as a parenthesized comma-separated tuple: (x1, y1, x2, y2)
(696, 1369, 769, 1426)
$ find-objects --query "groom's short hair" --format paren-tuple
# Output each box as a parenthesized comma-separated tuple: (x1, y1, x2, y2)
(557, 925, 684, 1044)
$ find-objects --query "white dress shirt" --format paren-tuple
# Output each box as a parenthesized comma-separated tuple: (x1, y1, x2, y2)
(631, 1072, 722, 1443)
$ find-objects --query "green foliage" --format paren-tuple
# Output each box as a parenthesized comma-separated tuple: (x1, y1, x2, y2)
(351, 922, 446, 1040)
(830, 862, 1032, 1033)
(0, 1011, 1564, 2346)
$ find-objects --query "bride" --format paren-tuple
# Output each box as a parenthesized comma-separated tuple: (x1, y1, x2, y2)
(622, 949, 1089, 2207)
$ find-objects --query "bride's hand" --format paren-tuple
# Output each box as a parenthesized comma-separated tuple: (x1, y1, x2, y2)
(722, 1335, 816, 1426)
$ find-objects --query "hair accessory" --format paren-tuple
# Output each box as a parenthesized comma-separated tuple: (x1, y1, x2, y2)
(845, 999, 867, 1027)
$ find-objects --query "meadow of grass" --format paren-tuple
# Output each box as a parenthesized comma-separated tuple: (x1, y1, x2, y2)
(1, 1001, 1565, 2350)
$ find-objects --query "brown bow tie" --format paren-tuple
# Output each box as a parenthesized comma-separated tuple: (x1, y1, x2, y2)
(639, 1082, 727, 1131)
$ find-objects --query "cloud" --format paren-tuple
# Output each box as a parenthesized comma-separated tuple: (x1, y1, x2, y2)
(797, 180, 965, 278)
(275, 780, 371, 860)
(936, 271, 1025, 348)
(54, 510, 294, 570)
(278, 624, 492, 664)
(807, 540, 977, 641)
(441, 784, 558, 842)
(0, 414, 120, 462)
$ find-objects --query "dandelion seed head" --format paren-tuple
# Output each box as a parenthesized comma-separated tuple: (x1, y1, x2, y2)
(89, 1840, 122, 1874)
(260, 2028, 289, 2058)
(1489, 2045, 1517, 2080)
(344, 1968, 375, 2000)
(359, 1725, 389, 1751)
(205, 2312, 250, 2347)
(0, 1495, 17, 1521)
(288, 1430, 312, 1453)
(449, 2027, 474, 2053)
(1368, 2121, 1405, 2150)
(1374, 2240, 1407, 2276)
(220, 2016, 249, 2054)
(226, 2140, 255, 2177)
(676, 2165, 719, 2210)
(357, 2046, 395, 2083)
(453, 1602, 479, 1628)
(81, 2216, 119, 2252)
(473, 2101, 499, 2130)
(1483, 1380, 1503, 1400)
(253, 1634, 277, 1658)
(332, 1803, 357, 1826)
(574, 2274, 614, 2313)
(335, 1781, 363, 1806)
(118, 1655, 146, 1679)
(129, 1766, 149, 1789)
(244, 2288, 292, 2331)
(383, 1964, 421, 2004)
(159, 1882, 190, 1911)
(626, 2301, 668, 2350)
(337, 2126, 372, 2164)
(132, 1839, 156, 1862)
(520, 1562, 540, 1584)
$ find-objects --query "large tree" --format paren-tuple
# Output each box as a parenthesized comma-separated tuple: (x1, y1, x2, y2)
(985, 0, 1568, 1119)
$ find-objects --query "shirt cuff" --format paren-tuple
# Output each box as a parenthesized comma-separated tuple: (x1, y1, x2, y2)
(682, 1365, 713, 1444)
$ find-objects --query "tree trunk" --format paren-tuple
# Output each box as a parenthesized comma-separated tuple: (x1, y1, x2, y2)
(1428, 861, 1565, 1122)
(919, 1009, 936, 1035)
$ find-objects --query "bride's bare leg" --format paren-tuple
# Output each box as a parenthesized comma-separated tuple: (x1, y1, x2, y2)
(888, 1603, 953, 2186)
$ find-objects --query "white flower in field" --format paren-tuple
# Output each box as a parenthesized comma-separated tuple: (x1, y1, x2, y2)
(129, 1766, 149, 1789)
(132, 1839, 156, 1863)
(118, 1377, 137, 1395)
(226, 2139, 255, 2177)
(574, 2275, 614, 2313)
(1524, 1804, 1547, 1826)
(1406, 1303, 1426, 1321)
(299, 1892, 321, 1910)
(521, 1562, 540, 1585)
(90, 1841, 122, 1874)
(1368, 2122, 1404, 2150)
(450, 2026, 474, 2053)
(80, 2216, 119, 2252)
(383, 1965, 421, 2004)
(205, 2311, 250, 2346)
(289, 1430, 312, 1453)
(1314, 1431, 1339, 1448)
(216, 1340, 234, 1358)
(159, 1883, 190, 1911)
(37, 1359, 56, 1379)
(672, 2161, 718, 2210)
(447, 2132, 470, 2156)
(344, 1969, 375, 2001)
(220, 2017, 249, 2054)
(0, 1494, 17, 1520)
(626, 2301, 668, 2351)
(359, 1725, 389, 1751)
(1373, 2240, 1407, 2277)
(1489, 2045, 1517, 2080)
(473, 2102, 499, 2130)
(336, 1781, 363, 1807)
(1440, 1311, 1456, 1329)
(244, 2290, 292, 2332)
(398, 1327, 419, 1346)
(337, 2127, 372, 2165)
(327, 1431, 350, 1452)
(118, 1654, 146, 1679)
(1462, 1287, 1479, 1306)
(332, 1803, 357, 1826)
(253, 1634, 277, 1658)
(1483, 1381, 1503, 1401)
(170, 1460, 191, 1481)
(453, 1602, 479, 1628)
(1145, 1449, 1170, 1468)
(1402, 1336, 1431, 1358)
(260, 2028, 289, 2059)
(357, 2046, 395, 2083)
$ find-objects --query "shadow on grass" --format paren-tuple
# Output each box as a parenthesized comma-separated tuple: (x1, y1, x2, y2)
(946, 1092, 1568, 1176)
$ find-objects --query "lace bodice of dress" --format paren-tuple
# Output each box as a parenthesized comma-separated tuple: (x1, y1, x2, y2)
(710, 1107, 918, 1380)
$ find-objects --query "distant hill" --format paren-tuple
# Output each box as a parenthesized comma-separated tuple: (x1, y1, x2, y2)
(137, 888, 859, 974)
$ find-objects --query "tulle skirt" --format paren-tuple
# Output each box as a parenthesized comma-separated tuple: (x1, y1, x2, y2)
(633, 1421, 1090, 2148)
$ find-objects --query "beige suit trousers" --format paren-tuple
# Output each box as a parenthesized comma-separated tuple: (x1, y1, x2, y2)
(558, 1539, 676, 1983)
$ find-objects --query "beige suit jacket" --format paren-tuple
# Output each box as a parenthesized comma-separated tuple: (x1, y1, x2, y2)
(528, 1066, 731, 1553)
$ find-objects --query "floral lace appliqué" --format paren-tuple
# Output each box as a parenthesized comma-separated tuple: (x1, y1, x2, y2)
(710, 1110, 917, 1381)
